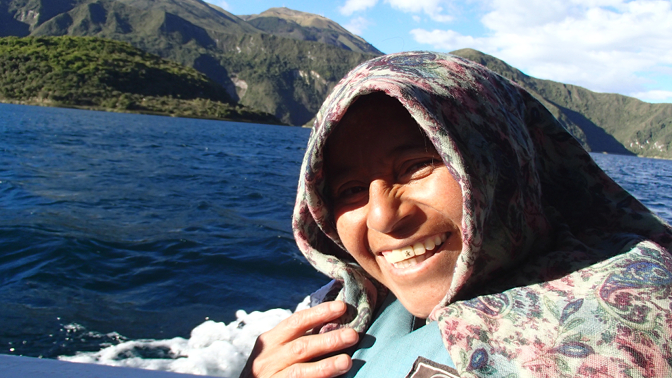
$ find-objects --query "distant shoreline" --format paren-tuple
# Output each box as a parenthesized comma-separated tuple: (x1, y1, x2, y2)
(595, 150, 672, 161)
(0, 98, 286, 126)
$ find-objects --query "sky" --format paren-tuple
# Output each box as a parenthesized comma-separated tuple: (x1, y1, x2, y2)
(206, 0, 672, 104)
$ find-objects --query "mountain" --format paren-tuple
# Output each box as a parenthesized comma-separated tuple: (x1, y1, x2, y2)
(240, 7, 382, 55)
(2, 0, 670, 158)
(451, 49, 672, 159)
(0, 0, 258, 36)
(0, 0, 380, 125)
(0, 0, 83, 36)
(0, 36, 279, 124)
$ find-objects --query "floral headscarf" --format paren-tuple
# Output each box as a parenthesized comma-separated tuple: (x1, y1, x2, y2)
(292, 52, 672, 376)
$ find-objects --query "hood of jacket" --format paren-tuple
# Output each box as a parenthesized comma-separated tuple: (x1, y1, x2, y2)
(292, 51, 672, 374)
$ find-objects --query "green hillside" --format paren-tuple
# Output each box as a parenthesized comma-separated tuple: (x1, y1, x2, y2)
(2, 0, 379, 125)
(241, 7, 382, 55)
(452, 49, 672, 159)
(2, 0, 669, 153)
(0, 36, 279, 123)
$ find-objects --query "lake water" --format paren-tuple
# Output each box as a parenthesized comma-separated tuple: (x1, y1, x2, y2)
(1, 104, 671, 376)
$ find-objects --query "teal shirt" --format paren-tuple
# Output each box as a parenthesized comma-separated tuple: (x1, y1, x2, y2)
(341, 294, 456, 377)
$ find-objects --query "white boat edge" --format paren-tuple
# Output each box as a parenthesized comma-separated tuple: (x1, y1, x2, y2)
(0, 354, 214, 378)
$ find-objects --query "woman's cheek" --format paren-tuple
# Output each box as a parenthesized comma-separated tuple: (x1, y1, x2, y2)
(335, 211, 362, 253)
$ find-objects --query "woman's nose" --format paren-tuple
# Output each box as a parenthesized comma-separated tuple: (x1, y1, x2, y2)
(366, 179, 408, 234)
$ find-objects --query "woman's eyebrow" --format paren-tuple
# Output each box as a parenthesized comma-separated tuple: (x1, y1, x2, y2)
(391, 143, 437, 157)
(327, 143, 436, 185)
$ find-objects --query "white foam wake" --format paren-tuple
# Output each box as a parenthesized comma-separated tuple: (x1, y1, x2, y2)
(59, 297, 312, 378)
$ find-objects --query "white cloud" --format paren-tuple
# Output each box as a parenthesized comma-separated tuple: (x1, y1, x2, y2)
(344, 16, 374, 35)
(386, 0, 454, 22)
(409, 0, 672, 99)
(410, 29, 483, 50)
(205, 0, 230, 11)
(340, 0, 379, 16)
(630, 90, 672, 103)
(340, 0, 453, 22)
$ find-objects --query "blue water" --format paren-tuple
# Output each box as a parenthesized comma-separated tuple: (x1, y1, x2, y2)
(1, 103, 671, 360)
(0, 104, 327, 358)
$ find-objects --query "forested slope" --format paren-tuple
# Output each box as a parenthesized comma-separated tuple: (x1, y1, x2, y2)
(0, 36, 280, 123)
(453, 49, 672, 158)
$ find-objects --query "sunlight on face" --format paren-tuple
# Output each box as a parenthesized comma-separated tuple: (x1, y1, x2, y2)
(325, 93, 463, 318)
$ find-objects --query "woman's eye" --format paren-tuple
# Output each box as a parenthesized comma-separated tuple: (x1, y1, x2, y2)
(331, 183, 368, 205)
(340, 185, 367, 198)
(400, 159, 435, 181)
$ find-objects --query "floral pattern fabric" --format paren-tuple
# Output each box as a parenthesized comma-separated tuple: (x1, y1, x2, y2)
(292, 52, 672, 376)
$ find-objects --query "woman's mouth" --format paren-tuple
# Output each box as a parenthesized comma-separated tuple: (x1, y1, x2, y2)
(382, 233, 448, 269)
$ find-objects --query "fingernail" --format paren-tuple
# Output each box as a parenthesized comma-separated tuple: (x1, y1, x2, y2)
(341, 329, 357, 344)
(329, 301, 345, 312)
(335, 355, 350, 372)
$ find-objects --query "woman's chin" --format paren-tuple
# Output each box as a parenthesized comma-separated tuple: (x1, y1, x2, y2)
(393, 288, 446, 319)
(379, 248, 458, 317)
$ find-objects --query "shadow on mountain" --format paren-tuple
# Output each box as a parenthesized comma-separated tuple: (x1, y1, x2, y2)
(193, 54, 238, 101)
(84, 2, 107, 24)
(557, 105, 634, 155)
(0, 14, 30, 37)
(160, 12, 215, 48)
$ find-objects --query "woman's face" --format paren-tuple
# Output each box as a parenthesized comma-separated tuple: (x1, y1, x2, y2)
(325, 95, 463, 318)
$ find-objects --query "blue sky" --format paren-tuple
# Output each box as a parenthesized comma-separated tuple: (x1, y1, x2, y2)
(207, 0, 672, 103)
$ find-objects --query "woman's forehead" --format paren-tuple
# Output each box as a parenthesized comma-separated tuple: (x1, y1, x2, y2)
(325, 93, 428, 147)
(324, 94, 438, 178)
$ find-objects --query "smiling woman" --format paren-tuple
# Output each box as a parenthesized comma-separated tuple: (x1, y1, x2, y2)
(325, 93, 463, 319)
(240, 52, 672, 378)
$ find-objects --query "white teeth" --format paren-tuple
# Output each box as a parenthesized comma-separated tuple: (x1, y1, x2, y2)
(401, 246, 414, 259)
(412, 243, 426, 255)
(383, 234, 447, 265)
(384, 246, 413, 264)
(423, 238, 435, 251)
(392, 252, 430, 269)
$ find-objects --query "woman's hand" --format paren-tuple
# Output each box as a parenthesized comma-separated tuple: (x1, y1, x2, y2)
(239, 301, 359, 378)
